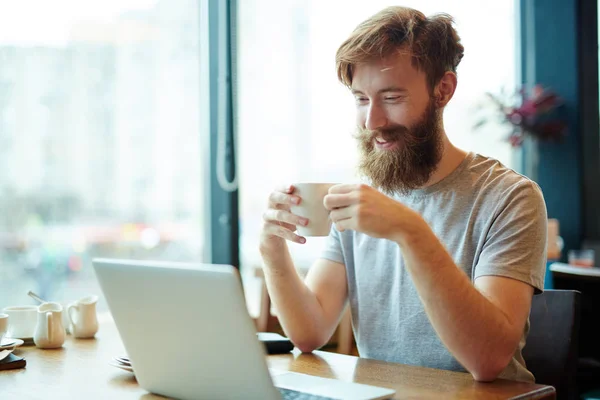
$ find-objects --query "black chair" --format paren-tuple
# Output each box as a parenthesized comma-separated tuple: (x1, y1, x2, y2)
(522, 289, 582, 400)
(552, 267, 600, 398)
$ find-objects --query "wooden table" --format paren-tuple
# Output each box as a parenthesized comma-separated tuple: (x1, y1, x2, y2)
(0, 315, 555, 399)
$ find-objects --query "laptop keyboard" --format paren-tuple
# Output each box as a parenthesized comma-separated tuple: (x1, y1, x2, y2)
(278, 387, 338, 400)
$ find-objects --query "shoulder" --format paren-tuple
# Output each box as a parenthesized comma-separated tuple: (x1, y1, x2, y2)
(466, 153, 545, 205)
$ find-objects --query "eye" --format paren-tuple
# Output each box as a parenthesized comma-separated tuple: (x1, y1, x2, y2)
(384, 96, 401, 101)
(355, 96, 369, 105)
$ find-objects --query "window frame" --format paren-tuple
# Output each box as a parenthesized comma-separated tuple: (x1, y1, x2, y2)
(205, 0, 240, 267)
(578, 0, 600, 243)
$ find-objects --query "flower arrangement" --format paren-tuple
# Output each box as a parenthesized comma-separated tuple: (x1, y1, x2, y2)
(473, 85, 568, 147)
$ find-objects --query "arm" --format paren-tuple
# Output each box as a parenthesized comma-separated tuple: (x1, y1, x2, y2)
(326, 182, 546, 381)
(259, 186, 348, 352)
(397, 220, 534, 381)
(260, 242, 348, 352)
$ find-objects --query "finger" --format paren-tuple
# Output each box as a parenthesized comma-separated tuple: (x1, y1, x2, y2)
(268, 191, 301, 207)
(274, 202, 291, 212)
(323, 193, 358, 210)
(328, 183, 361, 195)
(277, 184, 295, 194)
(276, 221, 297, 232)
(330, 206, 354, 223)
(333, 218, 353, 233)
(263, 209, 309, 227)
(263, 222, 306, 244)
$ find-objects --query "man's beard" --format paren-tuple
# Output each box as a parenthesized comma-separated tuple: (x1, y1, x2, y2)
(355, 98, 444, 195)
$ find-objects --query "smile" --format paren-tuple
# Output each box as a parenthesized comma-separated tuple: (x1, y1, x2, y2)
(373, 136, 399, 150)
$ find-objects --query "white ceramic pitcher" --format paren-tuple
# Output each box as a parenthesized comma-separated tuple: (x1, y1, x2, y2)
(68, 295, 99, 339)
(33, 302, 65, 349)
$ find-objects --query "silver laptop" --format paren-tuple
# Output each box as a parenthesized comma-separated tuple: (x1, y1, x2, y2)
(92, 258, 395, 400)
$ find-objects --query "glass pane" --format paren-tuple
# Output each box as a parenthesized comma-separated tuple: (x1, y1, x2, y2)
(238, 1, 516, 272)
(0, 0, 205, 313)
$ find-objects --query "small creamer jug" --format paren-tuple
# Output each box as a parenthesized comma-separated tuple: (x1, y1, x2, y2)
(34, 302, 65, 349)
(68, 295, 99, 339)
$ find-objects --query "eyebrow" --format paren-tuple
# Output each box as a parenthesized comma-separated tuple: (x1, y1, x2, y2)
(351, 87, 408, 95)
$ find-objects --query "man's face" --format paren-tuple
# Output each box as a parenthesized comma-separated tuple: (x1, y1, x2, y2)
(351, 52, 444, 194)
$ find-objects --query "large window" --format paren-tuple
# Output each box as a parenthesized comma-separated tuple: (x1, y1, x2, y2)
(237, 1, 518, 272)
(0, 0, 206, 312)
(0, 0, 519, 316)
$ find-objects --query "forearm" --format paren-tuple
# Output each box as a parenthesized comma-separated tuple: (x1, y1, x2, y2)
(396, 219, 519, 381)
(259, 239, 329, 351)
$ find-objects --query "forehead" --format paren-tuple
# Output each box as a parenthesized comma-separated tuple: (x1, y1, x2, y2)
(351, 52, 427, 93)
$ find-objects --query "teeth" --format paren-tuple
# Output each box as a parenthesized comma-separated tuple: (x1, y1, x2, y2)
(375, 137, 388, 143)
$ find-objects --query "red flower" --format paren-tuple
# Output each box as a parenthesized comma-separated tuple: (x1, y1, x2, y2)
(474, 85, 567, 147)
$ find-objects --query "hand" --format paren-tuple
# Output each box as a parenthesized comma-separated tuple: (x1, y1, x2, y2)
(323, 183, 419, 242)
(260, 185, 310, 245)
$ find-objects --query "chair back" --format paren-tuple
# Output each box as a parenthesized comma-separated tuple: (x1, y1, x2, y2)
(522, 289, 582, 400)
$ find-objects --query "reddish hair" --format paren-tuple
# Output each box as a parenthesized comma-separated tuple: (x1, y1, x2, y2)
(336, 6, 464, 91)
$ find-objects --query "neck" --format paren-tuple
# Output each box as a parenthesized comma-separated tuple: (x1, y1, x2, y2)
(424, 132, 468, 188)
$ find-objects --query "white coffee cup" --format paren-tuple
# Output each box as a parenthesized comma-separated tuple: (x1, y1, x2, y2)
(290, 182, 337, 237)
(2, 306, 38, 339)
(0, 313, 8, 344)
(68, 295, 99, 339)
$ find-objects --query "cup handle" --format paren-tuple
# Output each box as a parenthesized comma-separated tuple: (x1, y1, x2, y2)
(68, 304, 78, 327)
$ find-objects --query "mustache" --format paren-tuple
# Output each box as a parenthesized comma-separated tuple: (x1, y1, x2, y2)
(354, 125, 408, 141)
(356, 125, 409, 139)
(354, 124, 430, 148)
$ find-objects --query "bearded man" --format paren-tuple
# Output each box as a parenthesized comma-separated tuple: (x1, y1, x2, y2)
(259, 6, 547, 383)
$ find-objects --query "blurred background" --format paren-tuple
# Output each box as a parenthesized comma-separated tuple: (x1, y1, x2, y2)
(0, 0, 598, 333)
(0, 0, 517, 314)
(0, 0, 204, 312)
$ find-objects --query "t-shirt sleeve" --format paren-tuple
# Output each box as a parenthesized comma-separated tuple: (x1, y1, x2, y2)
(320, 224, 345, 264)
(474, 181, 547, 293)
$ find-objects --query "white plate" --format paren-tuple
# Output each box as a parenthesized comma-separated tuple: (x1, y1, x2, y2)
(109, 362, 134, 373)
(113, 357, 131, 366)
(0, 338, 24, 350)
(6, 336, 33, 343)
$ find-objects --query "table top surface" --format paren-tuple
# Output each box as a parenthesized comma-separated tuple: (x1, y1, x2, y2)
(0, 314, 555, 400)
(550, 262, 600, 277)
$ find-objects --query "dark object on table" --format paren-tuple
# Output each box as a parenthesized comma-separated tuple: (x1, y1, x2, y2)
(0, 353, 26, 371)
(257, 332, 294, 354)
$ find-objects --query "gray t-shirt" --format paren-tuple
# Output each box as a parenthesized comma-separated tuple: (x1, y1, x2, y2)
(321, 152, 547, 383)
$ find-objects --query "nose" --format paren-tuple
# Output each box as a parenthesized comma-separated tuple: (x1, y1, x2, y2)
(364, 102, 388, 131)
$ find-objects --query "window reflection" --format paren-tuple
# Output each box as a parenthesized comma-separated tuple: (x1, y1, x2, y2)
(0, 0, 205, 312)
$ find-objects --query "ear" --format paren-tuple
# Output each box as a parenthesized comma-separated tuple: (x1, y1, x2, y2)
(434, 71, 457, 108)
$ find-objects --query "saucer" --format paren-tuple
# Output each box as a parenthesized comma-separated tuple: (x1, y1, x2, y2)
(5, 336, 33, 345)
(109, 362, 134, 373)
(113, 356, 130, 366)
(0, 338, 24, 350)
